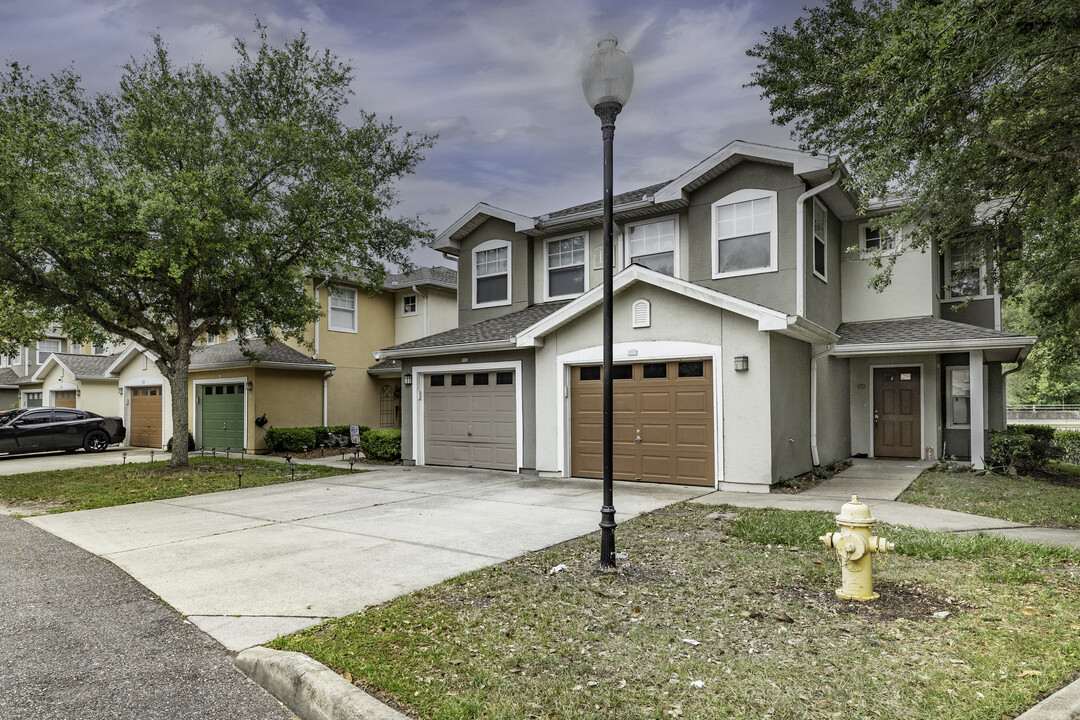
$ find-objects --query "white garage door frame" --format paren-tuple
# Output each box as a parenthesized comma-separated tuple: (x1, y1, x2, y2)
(412, 360, 524, 471)
(555, 341, 723, 489)
(193, 376, 249, 451)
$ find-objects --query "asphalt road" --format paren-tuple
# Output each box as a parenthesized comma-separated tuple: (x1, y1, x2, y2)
(0, 515, 297, 720)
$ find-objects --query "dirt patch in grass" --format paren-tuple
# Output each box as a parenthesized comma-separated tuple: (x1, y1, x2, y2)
(774, 459, 853, 493)
(780, 580, 968, 622)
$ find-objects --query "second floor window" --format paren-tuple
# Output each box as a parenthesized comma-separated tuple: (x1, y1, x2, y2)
(329, 287, 358, 332)
(860, 224, 898, 256)
(36, 339, 61, 365)
(473, 240, 511, 307)
(813, 198, 828, 281)
(626, 217, 676, 276)
(712, 189, 777, 278)
(546, 234, 586, 299)
(402, 295, 417, 316)
(946, 243, 985, 298)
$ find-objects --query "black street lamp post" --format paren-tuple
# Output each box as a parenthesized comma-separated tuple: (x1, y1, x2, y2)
(583, 33, 634, 569)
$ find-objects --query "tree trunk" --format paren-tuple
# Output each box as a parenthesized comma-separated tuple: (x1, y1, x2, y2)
(163, 352, 191, 467)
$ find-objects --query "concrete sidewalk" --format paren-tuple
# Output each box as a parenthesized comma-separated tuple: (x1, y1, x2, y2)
(694, 457, 1080, 549)
(27, 466, 709, 651)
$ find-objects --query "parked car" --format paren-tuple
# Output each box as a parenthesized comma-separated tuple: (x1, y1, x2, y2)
(0, 407, 126, 455)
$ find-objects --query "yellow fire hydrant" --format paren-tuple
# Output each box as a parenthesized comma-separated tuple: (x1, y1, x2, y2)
(819, 495, 893, 601)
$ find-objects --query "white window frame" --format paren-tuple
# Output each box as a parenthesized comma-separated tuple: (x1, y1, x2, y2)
(711, 189, 778, 279)
(328, 286, 358, 333)
(946, 364, 989, 429)
(36, 339, 62, 365)
(472, 239, 512, 309)
(623, 214, 680, 279)
(812, 197, 828, 282)
(401, 295, 417, 317)
(858, 222, 901, 258)
(544, 232, 589, 300)
(945, 244, 988, 300)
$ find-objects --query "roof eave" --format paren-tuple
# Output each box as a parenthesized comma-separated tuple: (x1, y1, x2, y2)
(831, 336, 1037, 357)
(189, 360, 337, 372)
(381, 339, 516, 360)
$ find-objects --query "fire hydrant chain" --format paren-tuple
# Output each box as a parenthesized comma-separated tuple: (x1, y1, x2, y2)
(819, 495, 894, 601)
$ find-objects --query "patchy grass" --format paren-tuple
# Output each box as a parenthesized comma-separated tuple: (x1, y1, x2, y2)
(272, 503, 1080, 720)
(0, 457, 350, 514)
(900, 464, 1080, 529)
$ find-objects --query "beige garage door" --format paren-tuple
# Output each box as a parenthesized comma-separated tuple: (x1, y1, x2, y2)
(424, 370, 517, 471)
(129, 386, 163, 448)
(571, 360, 715, 487)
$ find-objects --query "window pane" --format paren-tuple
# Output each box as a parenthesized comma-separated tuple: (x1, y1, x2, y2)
(717, 233, 771, 273)
(430, 375, 444, 387)
(950, 368, 970, 398)
(476, 247, 508, 276)
(678, 361, 704, 378)
(643, 363, 667, 379)
(952, 397, 970, 425)
(630, 251, 674, 276)
(476, 274, 508, 304)
(451, 374, 466, 386)
(473, 373, 489, 385)
(814, 238, 826, 276)
(613, 365, 633, 380)
(496, 372, 514, 385)
(579, 366, 601, 381)
(329, 306, 355, 330)
(549, 265, 584, 296)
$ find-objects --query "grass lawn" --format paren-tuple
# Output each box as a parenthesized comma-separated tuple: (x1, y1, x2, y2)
(272, 502, 1080, 720)
(0, 456, 349, 514)
(900, 462, 1080, 529)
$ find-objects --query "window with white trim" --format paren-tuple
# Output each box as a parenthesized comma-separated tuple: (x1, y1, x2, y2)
(626, 217, 677, 276)
(402, 295, 417, 316)
(92, 344, 107, 355)
(859, 223, 899, 256)
(946, 243, 985, 298)
(813, 198, 827, 281)
(712, 189, 777, 278)
(36, 339, 61, 365)
(947, 366, 970, 428)
(473, 240, 511, 307)
(545, 233, 587, 299)
(328, 287, 358, 332)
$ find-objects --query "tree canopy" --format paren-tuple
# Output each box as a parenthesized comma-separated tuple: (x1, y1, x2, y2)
(0, 25, 433, 463)
(749, 0, 1080, 357)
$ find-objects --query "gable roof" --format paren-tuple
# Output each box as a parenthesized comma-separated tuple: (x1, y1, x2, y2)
(379, 302, 570, 358)
(383, 266, 458, 292)
(32, 352, 118, 382)
(0, 367, 19, 388)
(189, 339, 335, 372)
(833, 316, 1036, 360)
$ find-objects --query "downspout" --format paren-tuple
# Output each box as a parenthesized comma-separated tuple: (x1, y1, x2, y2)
(312, 278, 327, 359)
(412, 285, 429, 337)
(1000, 355, 1027, 429)
(322, 369, 334, 426)
(810, 343, 834, 466)
(796, 169, 843, 318)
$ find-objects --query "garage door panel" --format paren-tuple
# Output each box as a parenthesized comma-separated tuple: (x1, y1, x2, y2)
(675, 390, 709, 413)
(675, 423, 709, 447)
(676, 456, 710, 484)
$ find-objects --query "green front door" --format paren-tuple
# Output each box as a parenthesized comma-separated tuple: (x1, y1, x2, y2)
(201, 383, 246, 451)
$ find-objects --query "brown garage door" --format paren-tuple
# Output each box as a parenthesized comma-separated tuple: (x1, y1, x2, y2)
(129, 386, 163, 448)
(424, 370, 517, 471)
(54, 390, 76, 409)
(571, 360, 714, 487)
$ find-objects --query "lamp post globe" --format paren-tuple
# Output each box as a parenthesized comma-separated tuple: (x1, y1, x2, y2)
(583, 33, 632, 569)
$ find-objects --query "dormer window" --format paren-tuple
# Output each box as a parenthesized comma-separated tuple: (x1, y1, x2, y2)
(473, 239, 511, 308)
(626, 216, 677, 276)
(712, 189, 777, 279)
(545, 233, 587, 299)
(402, 295, 417, 316)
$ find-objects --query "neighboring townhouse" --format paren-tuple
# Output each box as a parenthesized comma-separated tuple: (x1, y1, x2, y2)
(379, 141, 1035, 492)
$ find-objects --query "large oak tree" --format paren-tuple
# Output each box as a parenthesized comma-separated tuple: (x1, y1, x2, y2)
(0, 26, 433, 464)
(749, 0, 1080, 358)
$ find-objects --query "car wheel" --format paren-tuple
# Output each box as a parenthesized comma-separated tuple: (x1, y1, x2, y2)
(83, 430, 109, 453)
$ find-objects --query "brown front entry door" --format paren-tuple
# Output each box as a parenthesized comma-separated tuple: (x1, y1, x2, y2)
(873, 367, 921, 458)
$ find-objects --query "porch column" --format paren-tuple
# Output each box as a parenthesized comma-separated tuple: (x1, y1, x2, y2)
(969, 350, 985, 469)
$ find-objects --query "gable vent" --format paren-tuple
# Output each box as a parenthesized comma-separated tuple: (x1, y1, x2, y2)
(631, 299, 651, 328)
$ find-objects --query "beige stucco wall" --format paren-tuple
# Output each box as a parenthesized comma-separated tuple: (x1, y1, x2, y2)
(840, 223, 937, 322)
(115, 352, 172, 449)
(250, 368, 326, 451)
(37, 362, 118, 416)
(393, 287, 458, 344)
(848, 353, 942, 459)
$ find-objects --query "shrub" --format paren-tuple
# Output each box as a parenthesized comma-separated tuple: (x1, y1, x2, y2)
(360, 429, 401, 461)
(264, 427, 318, 453)
(166, 434, 195, 452)
(989, 425, 1064, 471)
(1056, 429, 1080, 465)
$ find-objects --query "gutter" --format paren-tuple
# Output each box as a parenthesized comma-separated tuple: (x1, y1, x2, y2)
(190, 361, 337, 372)
(380, 338, 516, 360)
(796, 170, 842, 318)
(831, 336, 1037, 357)
(322, 369, 334, 426)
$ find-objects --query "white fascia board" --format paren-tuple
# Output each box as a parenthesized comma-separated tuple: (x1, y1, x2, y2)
(538, 199, 655, 231)
(653, 141, 832, 203)
(516, 265, 790, 346)
(832, 335, 1037, 357)
(777, 316, 839, 344)
(432, 203, 536, 253)
(189, 360, 337, 373)
(105, 342, 158, 376)
(30, 356, 69, 383)
(380, 339, 516, 360)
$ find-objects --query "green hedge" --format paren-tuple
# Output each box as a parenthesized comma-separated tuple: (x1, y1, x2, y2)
(989, 425, 1064, 471)
(1055, 429, 1080, 465)
(360, 429, 401, 461)
(166, 434, 195, 452)
(264, 425, 372, 453)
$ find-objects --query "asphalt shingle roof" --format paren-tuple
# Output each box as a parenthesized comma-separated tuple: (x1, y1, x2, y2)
(383, 302, 570, 353)
(50, 353, 118, 378)
(543, 181, 671, 220)
(384, 266, 458, 291)
(367, 358, 401, 374)
(836, 316, 1032, 346)
(190, 340, 333, 370)
(0, 368, 19, 386)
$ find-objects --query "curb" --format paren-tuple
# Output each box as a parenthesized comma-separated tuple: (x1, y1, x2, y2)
(1016, 675, 1080, 719)
(235, 647, 409, 720)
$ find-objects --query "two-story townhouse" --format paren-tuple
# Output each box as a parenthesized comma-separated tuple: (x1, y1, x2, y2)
(379, 141, 1034, 491)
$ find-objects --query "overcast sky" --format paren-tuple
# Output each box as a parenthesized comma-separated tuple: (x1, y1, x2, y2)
(0, 0, 816, 268)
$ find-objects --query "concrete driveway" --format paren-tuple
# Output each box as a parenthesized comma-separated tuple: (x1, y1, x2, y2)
(0, 446, 157, 476)
(27, 466, 707, 650)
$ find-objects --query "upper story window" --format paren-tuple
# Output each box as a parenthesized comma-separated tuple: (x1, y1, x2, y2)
(204, 333, 219, 345)
(545, 233, 587, 299)
(626, 216, 677, 276)
(328, 287, 358, 332)
(712, 189, 777, 279)
(946, 243, 986, 298)
(473, 239, 511, 308)
(36, 339, 61, 365)
(813, 198, 828, 282)
(859, 223, 899, 256)
(92, 344, 107, 355)
(402, 295, 417, 316)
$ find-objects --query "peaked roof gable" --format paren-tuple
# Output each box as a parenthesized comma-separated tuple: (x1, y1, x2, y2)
(32, 352, 118, 382)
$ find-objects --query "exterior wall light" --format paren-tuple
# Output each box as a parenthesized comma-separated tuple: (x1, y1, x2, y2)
(245, 380, 253, 391)
(402, 374, 413, 387)
(734, 355, 750, 372)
